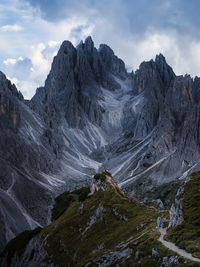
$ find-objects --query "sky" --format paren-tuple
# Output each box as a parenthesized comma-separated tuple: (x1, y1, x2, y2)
(1, 0, 200, 99)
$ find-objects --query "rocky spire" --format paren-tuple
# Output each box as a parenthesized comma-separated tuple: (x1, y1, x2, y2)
(155, 53, 175, 88)
(99, 44, 127, 78)
(0, 71, 23, 100)
(155, 53, 166, 64)
(59, 40, 75, 53)
(84, 36, 94, 52)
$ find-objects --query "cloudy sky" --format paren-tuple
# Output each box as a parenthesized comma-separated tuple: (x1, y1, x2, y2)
(0, 0, 200, 99)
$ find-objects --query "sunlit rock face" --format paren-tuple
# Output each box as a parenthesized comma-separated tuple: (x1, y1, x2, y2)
(1, 36, 200, 252)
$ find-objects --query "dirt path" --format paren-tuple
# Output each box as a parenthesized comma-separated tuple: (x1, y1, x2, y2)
(159, 228, 200, 263)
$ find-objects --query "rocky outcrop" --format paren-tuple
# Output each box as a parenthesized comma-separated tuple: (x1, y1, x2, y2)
(161, 255, 179, 267)
(90, 179, 106, 195)
(168, 187, 184, 228)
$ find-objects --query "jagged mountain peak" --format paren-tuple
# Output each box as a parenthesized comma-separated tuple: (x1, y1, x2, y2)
(155, 53, 166, 63)
(134, 52, 175, 95)
(59, 40, 75, 54)
(0, 70, 6, 79)
(85, 35, 93, 43)
(98, 43, 127, 77)
(0, 71, 24, 100)
(76, 36, 94, 51)
(84, 35, 94, 52)
(137, 53, 173, 75)
(99, 43, 115, 56)
(31, 36, 131, 127)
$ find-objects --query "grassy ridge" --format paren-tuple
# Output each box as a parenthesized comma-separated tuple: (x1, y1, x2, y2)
(2, 173, 200, 266)
(44, 187, 159, 266)
(43, 173, 193, 266)
(52, 187, 90, 220)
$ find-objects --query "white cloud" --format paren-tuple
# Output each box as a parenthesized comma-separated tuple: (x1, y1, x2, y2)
(3, 42, 55, 99)
(0, 1, 94, 99)
(0, 24, 22, 32)
(1, 0, 200, 100)
(48, 40, 60, 48)
(116, 30, 181, 72)
(8, 76, 19, 85)
(8, 76, 39, 99)
(125, 30, 200, 77)
(92, 15, 199, 80)
(3, 58, 17, 65)
(29, 43, 50, 86)
(3, 56, 23, 66)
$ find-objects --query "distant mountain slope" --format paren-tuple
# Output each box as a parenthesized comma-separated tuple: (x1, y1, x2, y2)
(0, 72, 60, 252)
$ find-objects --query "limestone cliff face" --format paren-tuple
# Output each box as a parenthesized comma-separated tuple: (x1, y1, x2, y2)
(30, 36, 130, 129)
(0, 72, 60, 252)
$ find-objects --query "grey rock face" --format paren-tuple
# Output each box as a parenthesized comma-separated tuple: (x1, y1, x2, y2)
(85, 248, 131, 267)
(30, 36, 128, 129)
(1, 36, 200, 252)
(0, 72, 62, 252)
(161, 255, 179, 267)
(168, 187, 184, 228)
(99, 43, 127, 78)
(114, 70, 200, 197)
(0, 236, 52, 267)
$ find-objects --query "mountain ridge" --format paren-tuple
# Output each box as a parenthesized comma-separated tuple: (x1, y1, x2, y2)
(0, 36, 200, 253)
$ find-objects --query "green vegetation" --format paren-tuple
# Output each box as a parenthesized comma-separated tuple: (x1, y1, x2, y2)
(93, 172, 107, 182)
(73, 187, 91, 202)
(0, 227, 41, 265)
(44, 188, 157, 266)
(52, 187, 90, 221)
(42, 175, 192, 267)
(127, 177, 181, 208)
(2, 173, 199, 266)
(52, 192, 75, 221)
(145, 180, 181, 208)
(167, 172, 200, 258)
